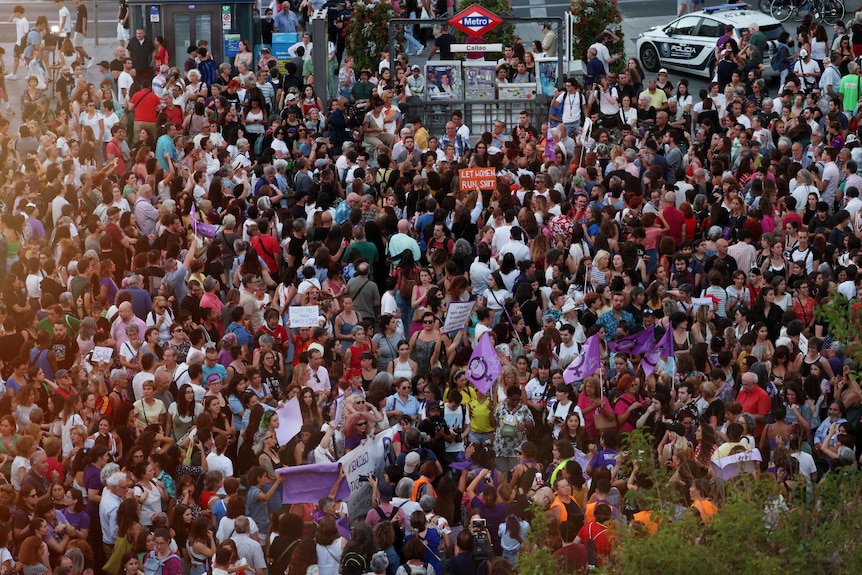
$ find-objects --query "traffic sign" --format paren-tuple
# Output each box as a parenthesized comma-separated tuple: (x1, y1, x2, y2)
(448, 4, 504, 38)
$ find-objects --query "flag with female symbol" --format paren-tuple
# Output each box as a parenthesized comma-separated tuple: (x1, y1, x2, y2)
(642, 324, 674, 378)
(466, 333, 502, 394)
(608, 326, 655, 355)
(563, 333, 602, 384)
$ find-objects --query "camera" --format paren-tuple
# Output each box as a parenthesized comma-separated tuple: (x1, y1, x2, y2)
(452, 427, 464, 436)
(471, 519, 490, 560)
(358, 474, 375, 483)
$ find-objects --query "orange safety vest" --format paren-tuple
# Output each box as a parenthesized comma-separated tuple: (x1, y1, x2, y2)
(411, 476, 435, 501)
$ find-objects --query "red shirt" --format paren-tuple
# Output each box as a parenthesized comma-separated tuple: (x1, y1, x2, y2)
(737, 384, 771, 436)
(576, 521, 613, 566)
(252, 234, 281, 273)
(553, 543, 588, 574)
(106, 138, 126, 174)
(130, 88, 161, 122)
(164, 104, 183, 127)
(662, 205, 686, 244)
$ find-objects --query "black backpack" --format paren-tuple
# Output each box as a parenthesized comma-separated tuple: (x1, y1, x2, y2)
(585, 523, 607, 566)
(375, 502, 406, 561)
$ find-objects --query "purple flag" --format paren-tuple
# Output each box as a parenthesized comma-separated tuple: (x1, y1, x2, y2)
(466, 333, 502, 394)
(189, 202, 218, 239)
(276, 462, 351, 504)
(564, 334, 602, 384)
(608, 326, 655, 355)
(544, 127, 557, 163)
(641, 324, 674, 379)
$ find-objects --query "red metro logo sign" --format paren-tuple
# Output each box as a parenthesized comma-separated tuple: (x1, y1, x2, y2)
(448, 4, 504, 38)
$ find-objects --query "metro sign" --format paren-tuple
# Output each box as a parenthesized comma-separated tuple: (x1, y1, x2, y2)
(448, 4, 504, 38)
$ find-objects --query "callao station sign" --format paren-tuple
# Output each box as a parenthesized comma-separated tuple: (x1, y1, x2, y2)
(448, 3, 504, 37)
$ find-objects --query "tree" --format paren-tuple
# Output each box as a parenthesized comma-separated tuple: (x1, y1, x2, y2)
(346, 0, 399, 73)
(569, 0, 625, 72)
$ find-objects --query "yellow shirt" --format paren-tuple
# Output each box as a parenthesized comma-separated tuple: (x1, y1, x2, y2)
(639, 88, 668, 111)
(414, 126, 429, 152)
(467, 396, 494, 434)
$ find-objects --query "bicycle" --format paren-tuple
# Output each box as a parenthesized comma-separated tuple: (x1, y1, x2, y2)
(770, 0, 845, 24)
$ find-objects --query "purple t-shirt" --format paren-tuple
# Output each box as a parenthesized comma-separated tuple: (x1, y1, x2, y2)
(588, 449, 618, 474)
(83, 464, 102, 517)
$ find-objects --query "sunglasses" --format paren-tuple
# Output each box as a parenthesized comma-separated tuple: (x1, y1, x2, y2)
(356, 421, 368, 427)
(423, 320, 434, 325)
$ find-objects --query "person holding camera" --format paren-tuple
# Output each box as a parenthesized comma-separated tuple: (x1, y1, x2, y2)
(588, 74, 619, 130)
(444, 530, 489, 575)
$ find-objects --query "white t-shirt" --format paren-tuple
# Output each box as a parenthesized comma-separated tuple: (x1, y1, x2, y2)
(443, 404, 470, 453)
(58, 6, 72, 33)
(118, 71, 134, 100)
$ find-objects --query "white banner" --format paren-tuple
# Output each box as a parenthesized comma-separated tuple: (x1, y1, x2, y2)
(338, 427, 398, 493)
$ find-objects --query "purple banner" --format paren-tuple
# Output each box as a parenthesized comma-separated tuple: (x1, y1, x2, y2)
(276, 462, 350, 504)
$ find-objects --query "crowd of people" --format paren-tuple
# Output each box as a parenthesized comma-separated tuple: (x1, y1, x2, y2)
(0, 0, 862, 574)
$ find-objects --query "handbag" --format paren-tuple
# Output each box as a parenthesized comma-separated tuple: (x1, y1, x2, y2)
(593, 399, 618, 432)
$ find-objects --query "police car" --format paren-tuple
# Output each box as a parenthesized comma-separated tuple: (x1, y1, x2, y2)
(636, 4, 786, 78)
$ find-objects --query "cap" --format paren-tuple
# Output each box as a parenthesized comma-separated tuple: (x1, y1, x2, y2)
(847, 134, 859, 144)
(800, 48, 809, 58)
(207, 374, 222, 384)
(314, 158, 328, 169)
(725, 24, 734, 32)
(658, 68, 668, 74)
(562, 299, 577, 314)
(427, 400, 443, 411)
(308, 342, 325, 355)
(285, 93, 297, 101)
(411, 65, 420, 71)
(404, 451, 421, 473)
(55, 369, 70, 379)
(346, 368, 362, 379)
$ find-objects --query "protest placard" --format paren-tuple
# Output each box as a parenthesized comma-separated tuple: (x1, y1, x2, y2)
(459, 167, 497, 191)
(289, 305, 320, 328)
(442, 300, 475, 333)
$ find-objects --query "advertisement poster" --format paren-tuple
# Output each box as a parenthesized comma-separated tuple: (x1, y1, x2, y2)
(426, 61, 462, 101)
(499, 83, 538, 100)
(463, 62, 497, 100)
(536, 57, 558, 97)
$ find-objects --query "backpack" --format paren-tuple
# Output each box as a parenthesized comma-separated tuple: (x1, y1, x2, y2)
(585, 523, 607, 566)
(198, 58, 217, 87)
(142, 550, 180, 575)
(375, 502, 407, 561)
(771, 45, 786, 71)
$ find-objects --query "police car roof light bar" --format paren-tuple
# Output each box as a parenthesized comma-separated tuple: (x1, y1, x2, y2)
(703, 3, 750, 13)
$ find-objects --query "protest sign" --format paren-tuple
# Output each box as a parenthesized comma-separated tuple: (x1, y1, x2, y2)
(289, 305, 320, 328)
(442, 300, 475, 333)
(459, 167, 497, 191)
